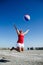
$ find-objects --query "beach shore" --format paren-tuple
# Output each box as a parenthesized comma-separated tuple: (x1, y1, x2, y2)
(0, 50, 43, 65)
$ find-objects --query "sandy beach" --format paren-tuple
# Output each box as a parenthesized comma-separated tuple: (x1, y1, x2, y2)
(0, 50, 43, 65)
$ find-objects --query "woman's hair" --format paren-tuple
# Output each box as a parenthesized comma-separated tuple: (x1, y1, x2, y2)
(19, 30, 22, 33)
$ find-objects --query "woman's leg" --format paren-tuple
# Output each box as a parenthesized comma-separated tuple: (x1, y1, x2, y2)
(21, 47, 24, 51)
(17, 47, 21, 52)
(21, 44, 24, 51)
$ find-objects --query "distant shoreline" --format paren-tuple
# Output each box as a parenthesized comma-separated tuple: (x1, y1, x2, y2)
(0, 47, 43, 50)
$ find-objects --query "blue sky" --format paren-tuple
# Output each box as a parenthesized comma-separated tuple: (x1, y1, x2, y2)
(0, 0, 43, 48)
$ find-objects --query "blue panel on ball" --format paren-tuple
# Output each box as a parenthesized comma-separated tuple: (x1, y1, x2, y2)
(24, 16, 29, 21)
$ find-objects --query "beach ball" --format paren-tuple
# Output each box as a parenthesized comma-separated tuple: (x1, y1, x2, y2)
(24, 14, 30, 21)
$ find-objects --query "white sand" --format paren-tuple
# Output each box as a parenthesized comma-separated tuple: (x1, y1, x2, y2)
(0, 50, 43, 65)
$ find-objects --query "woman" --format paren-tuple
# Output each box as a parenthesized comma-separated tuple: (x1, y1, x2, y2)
(10, 24, 29, 52)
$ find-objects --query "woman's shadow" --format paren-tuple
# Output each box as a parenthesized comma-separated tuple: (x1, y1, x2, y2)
(0, 57, 10, 63)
